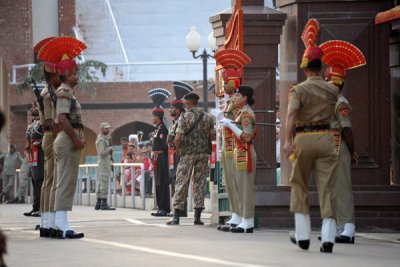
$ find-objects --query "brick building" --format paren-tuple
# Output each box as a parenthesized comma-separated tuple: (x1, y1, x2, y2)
(0, 0, 214, 160)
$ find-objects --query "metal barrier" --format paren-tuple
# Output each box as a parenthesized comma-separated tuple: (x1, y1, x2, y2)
(76, 162, 145, 209)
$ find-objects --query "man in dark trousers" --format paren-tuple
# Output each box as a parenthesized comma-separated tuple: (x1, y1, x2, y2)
(148, 88, 171, 217)
(23, 103, 44, 217)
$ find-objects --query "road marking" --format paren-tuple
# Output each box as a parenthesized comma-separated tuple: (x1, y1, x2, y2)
(125, 218, 169, 228)
(84, 238, 274, 267)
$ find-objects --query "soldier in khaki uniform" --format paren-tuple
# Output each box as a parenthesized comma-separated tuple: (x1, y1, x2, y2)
(220, 86, 257, 233)
(283, 19, 339, 253)
(320, 40, 366, 244)
(33, 37, 63, 237)
(214, 49, 251, 231)
(95, 122, 116, 210)
(38, 36, 87, 239)
(167, 93, 216, 225)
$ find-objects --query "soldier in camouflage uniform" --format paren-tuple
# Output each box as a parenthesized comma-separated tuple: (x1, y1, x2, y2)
(38, 36, 87, 239)
(167, 93, 216, 225)
(167, 81, 193, 217)
(94, 122, 116, 210)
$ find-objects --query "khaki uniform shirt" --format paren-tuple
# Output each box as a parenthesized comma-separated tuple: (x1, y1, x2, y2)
(56, 83, 84, 127)
(39, 85, 56, 125)
(176, 107, 215, 155)
(288, 76, 338, 124)
(96, 134, 112, 162)
(0, 151, 23, 175)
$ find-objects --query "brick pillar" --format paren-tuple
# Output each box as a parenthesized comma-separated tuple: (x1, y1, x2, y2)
(58, 0, 76, 36)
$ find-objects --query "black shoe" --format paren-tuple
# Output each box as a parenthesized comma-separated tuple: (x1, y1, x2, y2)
(151, 211, 168, 217)
(100, 199, 116, 210)
(320, 242, 334, 253)
(40, 228, 51, 238)
(35, 224, 40, 230)
(217, 223, 237, 232)
(194, 208, 204, 225)
(7, 197, 19, 204)
(166, 210, 180, 225)
(180, 211, 188, 217)
(56, 229, 84, 239)
(31, 211, 41, 217)
(230, 226, 253, 233)
(95, 198, 101, 210)
(335, 235, 355, 244)
(289, 231, 310, 250)
(49, 228, 58, 238)
(23, 210, 38, 217)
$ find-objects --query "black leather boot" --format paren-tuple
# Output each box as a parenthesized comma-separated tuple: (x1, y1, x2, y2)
(100, 199, 116, 210)
(94, 198, 101, 210)
(194, 208, 204, 225)
(320, 242, 334, 253)
(166, 210, 180, 225)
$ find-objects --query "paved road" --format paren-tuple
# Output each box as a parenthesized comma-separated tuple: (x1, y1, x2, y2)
(1, 204, 400, 267)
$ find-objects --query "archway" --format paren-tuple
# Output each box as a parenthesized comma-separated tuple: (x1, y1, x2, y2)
(111, 121, 155, 146)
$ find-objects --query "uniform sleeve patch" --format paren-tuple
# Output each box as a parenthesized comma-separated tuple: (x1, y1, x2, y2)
(339, 106, 350, 117)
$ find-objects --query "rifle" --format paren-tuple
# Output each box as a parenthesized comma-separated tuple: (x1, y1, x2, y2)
(47, 83, 58, 108)
(31, 79, 44, 112)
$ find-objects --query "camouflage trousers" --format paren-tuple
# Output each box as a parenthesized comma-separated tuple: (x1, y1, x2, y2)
(173, 153, 209, 211)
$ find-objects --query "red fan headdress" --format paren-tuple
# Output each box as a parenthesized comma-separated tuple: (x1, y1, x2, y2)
(38, 36, 87, 76)
(34, 37, 57, 73)
(300, 18, 323, 69)
(214, 49, 251, 88)
(320, 40, 366, 85)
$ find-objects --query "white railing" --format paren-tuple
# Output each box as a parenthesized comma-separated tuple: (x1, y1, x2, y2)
(76, 162, 146, 209)
(10, 61, 216, 84)
(105, 0, 129, 64)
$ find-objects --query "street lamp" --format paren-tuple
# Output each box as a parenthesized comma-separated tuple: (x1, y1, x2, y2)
(185, 26, 218, 111)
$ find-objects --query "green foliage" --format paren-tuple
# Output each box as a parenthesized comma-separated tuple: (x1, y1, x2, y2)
(16, 60, 107, 96)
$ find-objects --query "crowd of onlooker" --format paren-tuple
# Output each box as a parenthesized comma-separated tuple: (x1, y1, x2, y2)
(117, 134, 154, 197)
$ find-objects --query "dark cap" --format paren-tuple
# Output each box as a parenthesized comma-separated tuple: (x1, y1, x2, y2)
(183, 92, 200, 101)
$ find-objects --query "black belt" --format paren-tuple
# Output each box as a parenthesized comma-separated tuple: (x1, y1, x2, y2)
(295, 124, 330, 133)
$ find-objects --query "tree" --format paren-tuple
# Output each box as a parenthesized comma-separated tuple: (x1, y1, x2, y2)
(16, 59, 107, 95)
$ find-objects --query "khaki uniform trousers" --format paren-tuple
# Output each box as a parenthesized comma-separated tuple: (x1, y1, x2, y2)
(290, 132, 338, 218)
(40, 133, 55, 212)
(54, 131, 82, 211)
(234, 145, 256, 218)
(335, 140, 355, 224)
(96, 159, 112, 199)
(221, 153, 240, 215)
(1, 173, 15, 195)
(173, 153, 209, 211)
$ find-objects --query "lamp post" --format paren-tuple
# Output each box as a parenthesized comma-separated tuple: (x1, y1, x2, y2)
(185, 26, 217, 112)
